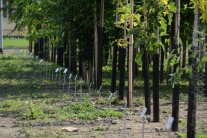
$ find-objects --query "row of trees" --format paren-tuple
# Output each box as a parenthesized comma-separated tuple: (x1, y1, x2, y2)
(5, 0, 207, 137)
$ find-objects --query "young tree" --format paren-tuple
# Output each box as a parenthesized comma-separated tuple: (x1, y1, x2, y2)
(187, 1, 199, 137)
(0, 0, 3, 54)
(172, 0, 180, 131)
(111, 1, 119, 94)
(128, 0, 134, 108)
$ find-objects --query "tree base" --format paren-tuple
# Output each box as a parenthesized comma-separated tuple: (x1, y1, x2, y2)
(0, 48, 3, 54)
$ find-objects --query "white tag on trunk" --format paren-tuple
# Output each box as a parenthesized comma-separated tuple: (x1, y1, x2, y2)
(108, 93, 113, 101)
(55, 68, 59, 73)
(39, 59, 43, 63)
(63, 69, 68, 74)
(165, 116, 174, 130)
(69, 74, 72, 79)
(140, 107, 147, 118)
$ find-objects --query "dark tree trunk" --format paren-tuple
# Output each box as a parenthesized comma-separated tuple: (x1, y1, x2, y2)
(160, 46, 165, 83)
(38, 38, 44, 59)
(79, 54, 83, 78)
(133, 48, 138, 77)
(71, 46, 77, 74)
(119, 47, 126, 100)
(53, 47, 56, 64)
(110, 2, 119, 94)
(143, 48, 151, 115)
(34, 40, 38, 56)
(29, 40, 32, 54)
(64, 32, 69, 68)
(51, 42, 54, 63)
(204, 63, 207, 96)
(182, 39, 187, 68)
(110, 34, 118, 93)
(57, 47, 63, 66)
(172, 0, 180, 131)
(134, 62, 138, 77)
(187, 5, 199, 137)
(187, 58, 197, 138)
(172, 48, 180, 131)
(153, 53, 160, 122)
(96, 0, 104, 89)
(172, 84, 180, 131)
(44, 37, 49, 61)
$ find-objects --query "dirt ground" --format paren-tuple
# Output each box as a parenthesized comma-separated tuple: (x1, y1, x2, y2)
(0, 49, 207, 138)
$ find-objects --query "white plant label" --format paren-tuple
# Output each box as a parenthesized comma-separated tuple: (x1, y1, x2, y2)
(55, 68, 59, 73)
(165, 116, 174, 130)
(75, 75, 77, 80)
(36, 56, 39, 59)
(63, 69, 68, 74)
(98, 85, 102, 92)
(39, 59, 43, 63)
(29, 53, 32, 57)
(69, 74, 72, 79)
(108, 93, 113, 101)
(140, 107, 147, 118)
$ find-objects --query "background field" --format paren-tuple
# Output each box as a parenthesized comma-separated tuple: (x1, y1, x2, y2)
(3, 37, 29, 49)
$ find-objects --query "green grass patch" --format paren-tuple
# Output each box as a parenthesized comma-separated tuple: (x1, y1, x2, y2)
(3, 37, 28, 49)
(176, 132, 207, 138)
(0, 98, 123, 121)
(51, 99, 123, 120)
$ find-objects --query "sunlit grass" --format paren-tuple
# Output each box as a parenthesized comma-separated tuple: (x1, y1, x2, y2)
(3, 37, 29, 49)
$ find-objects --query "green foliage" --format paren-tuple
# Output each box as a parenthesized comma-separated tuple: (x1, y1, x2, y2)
(133, 97, 144, 106)
(132, 0, 175, 53)
(0, 99, 25, 112)
(3, 37, 29, 49)
(176, 132, 187, 138)
(52, 99, 123, 120)
(176, 132, 207, 138)
(22, 100, 48, 120)
(190, 0, 207, 23)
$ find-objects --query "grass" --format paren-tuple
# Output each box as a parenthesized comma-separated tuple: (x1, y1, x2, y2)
(0, 51, 206, 137)
(0, 55, 123, 121)
(3, 37, 29, 49)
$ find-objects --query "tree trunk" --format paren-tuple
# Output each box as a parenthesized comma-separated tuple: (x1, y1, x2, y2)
(128, 0, 134, 108)
(204, 63, 207, 96)
(44, 37, 49, 61)
(153, 53, 160, 122)
(79, 53, 83, 78)
(96, 0, 104, 89)
(53, 47, 56, 64)
(29, 40, 32, 54)
(57, 47, 63, 66)
(0, 0, 3, 54)
(118, 0, 128, 101)
(143, 48, 151, 115)
(94, 0, 99, 89)
(111, 2, 119, 94)
(64, 32, 69, 68)
(182, 38, 187, 68)
(187, 62, 197, 138)
(71, 45, 77, 74)
(34, 40, 38, 56)
(160, 44, 165, 83)
(38, 38, 44, 59)
(172, 0, 180, 131)
(187, 4, 199, 138)
(119, 47, 126, 100)
(51, 38, 54, 63)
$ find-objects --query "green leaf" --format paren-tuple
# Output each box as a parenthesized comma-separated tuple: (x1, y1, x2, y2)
(168, 1, 176, 12)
